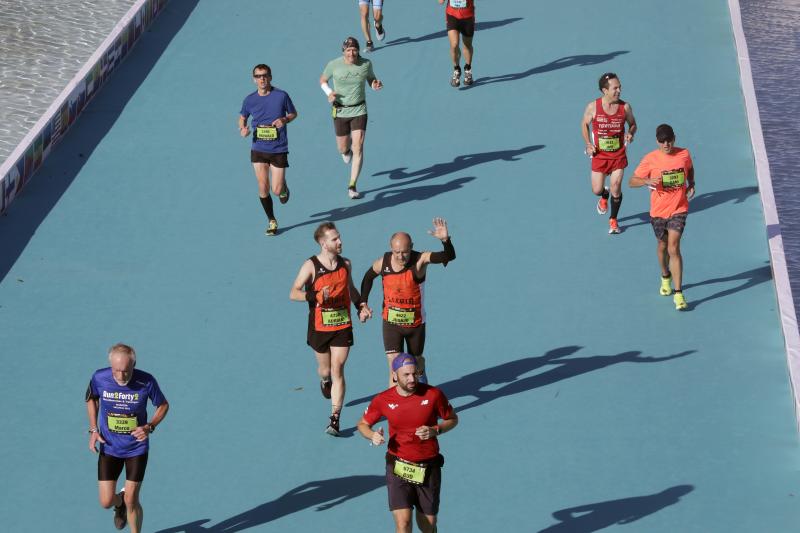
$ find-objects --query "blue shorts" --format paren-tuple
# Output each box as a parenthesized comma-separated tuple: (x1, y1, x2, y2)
(359, 0, 383, 7)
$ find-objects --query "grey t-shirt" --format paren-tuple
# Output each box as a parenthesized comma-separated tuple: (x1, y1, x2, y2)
(323, 56, 376, 118)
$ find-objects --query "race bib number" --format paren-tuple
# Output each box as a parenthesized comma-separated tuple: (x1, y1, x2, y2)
(449, 0, 467, 7)
(387, 307, 415, 325)
(256, 125, 278, 141)
(598, 136, 621, 152)
(393, 458, 427, 484)
(107, 413, 138, 434)
(321, 307, 350, 326)
(661, 169, 686, 188)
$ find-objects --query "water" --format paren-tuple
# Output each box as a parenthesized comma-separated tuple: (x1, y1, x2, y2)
(740, 0, 800, 315)
(0, 0, 137, 162)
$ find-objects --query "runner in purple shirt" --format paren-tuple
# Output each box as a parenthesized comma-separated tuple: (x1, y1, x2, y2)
(85, 343, 169, 532)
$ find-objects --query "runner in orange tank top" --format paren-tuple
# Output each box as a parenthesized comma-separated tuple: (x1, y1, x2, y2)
(581, 72, 637, 234)
(290, 221, 370, 435)
(360, 218, 456, 386)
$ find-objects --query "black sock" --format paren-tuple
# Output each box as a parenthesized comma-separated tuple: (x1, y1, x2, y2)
(600, 189, 610, 199)
(464, 63, 471, 71)
(674, 289, 682, 294)
(662, 272, 671, 279)
(259, 195, 275, 220)
(610, 194, 622, 219)
(453, 65, 461, 72)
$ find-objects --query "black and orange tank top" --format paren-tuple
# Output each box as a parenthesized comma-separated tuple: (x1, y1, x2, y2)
(380, 251, 425, 328)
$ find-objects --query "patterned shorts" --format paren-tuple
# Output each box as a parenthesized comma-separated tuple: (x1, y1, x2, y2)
(651, 212, 687, 241)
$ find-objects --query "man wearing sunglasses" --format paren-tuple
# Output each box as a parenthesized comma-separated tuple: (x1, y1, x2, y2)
(239, 64, 298, 236)
(581, 72, 637, 234)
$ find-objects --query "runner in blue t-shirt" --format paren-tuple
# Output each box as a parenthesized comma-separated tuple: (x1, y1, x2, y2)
(85, 343, 169, 533)
(239, 64, 298, 236)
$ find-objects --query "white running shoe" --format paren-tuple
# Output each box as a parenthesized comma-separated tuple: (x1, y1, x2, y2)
(341, 150, 352, 164)
(348, 187, 362, 200)
(375, 22, 386, 41)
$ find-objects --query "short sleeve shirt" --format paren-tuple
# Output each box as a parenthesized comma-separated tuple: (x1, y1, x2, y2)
(362, 384, 455, 462)
(87, 368, 167, 458)
(634, 147, 694, 218)
(322, 57, 375, 118)
(240, 88, 296, 154)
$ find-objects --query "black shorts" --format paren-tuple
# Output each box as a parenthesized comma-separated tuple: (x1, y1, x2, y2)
(333, 114, 368, 136)
(446, 15, 475, 37)
(251, 150, 289, 167)
(385, 454, 443, 515)
(651, 212, 687, 241)
(383, 321, 426, 355)
(98, 452, 148, 482)
(307, 327, 354, 353)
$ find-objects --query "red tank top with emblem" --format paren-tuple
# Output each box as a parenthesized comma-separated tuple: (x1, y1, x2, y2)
(445, 0, 475, 19)
(592, 97, 627, 160)
(306, 255, 352, 332)
(381, 251, 425, 328)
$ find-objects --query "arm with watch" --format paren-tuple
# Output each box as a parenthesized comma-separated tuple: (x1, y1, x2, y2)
(131, 401, 169, 442)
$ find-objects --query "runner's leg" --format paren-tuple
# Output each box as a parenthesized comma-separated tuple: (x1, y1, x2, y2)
(123, 480, 143, 533)
(330, 346, 350, 415)
(392, 508, 414, 533)
(350, 129, 366, 188)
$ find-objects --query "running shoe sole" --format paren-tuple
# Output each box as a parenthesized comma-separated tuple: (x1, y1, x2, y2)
(342, 150, 352, 164)
(375, 23, 385, 41)
(325, 416, 340, 436)
(279, 185, 290, 204)
(113, 491, 127, 530)
(320, 380, 332, 399)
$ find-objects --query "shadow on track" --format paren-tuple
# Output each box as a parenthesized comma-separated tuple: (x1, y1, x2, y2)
(378, 18, 523, 49)
(537, 485, 694, 532)
(0, 1, 200, 284)
(346, 346, 696, 410)
(279, 145, 543, 234)
(155, 475, 384, 532)
(618, 186, 758, 230)
(682, 263, 771, 309)
(463, 51, 629, 89)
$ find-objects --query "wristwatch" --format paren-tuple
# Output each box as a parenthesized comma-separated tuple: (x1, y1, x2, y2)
(146, 424, 155, 434)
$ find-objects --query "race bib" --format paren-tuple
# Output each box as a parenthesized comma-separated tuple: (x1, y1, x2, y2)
(387, 307, 415, 325)
(449, 0, 467, 7)
(256, 125, 278, 141)
(107, 413, 138, 434)
(661, 169, 686, 188)
(321, 307, 350, 326)
(598, 136, 621, 152)
(393, 458, 427, 484)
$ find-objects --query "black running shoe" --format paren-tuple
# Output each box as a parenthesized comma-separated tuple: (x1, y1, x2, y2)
(375, 22, 386, 41)
(320, 379, 332, 399)
(365, 40, 375, 53)
(113, 491, 127, 530)
(463, 68, 473, 86)
(325, 414, 341, 436)
(279, 183, 290, 204)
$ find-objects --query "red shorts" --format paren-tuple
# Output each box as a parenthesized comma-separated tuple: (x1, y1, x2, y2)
(591, 156, 627, 174)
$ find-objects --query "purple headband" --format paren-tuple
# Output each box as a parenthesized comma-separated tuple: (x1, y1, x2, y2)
(391, 353, 417, 372)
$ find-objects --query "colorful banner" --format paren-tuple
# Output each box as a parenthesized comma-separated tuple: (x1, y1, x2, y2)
(0, 0, 169, 215)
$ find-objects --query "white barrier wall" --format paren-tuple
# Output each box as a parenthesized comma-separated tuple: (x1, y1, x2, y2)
(728, 0, 800, 431)
(0, 0, 169, 215)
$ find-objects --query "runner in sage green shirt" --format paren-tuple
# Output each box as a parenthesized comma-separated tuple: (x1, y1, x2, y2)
(320, 37, 383, 200)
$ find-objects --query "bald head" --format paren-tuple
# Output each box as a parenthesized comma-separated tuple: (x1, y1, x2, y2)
(390, 232, 413, 266)
(108, 343, 136, 385)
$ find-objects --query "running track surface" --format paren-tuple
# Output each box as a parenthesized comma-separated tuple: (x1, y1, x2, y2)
(1, 1, 798, 531)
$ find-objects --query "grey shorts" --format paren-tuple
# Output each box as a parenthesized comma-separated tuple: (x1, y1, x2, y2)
(651, 212, 687, 241)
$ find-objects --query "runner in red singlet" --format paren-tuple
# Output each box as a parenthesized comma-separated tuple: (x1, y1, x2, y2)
(290, 221, 370, 435)
(439, 0, 476, 87)
(359, 218, 456, 386)
(581, 72, 637, 234)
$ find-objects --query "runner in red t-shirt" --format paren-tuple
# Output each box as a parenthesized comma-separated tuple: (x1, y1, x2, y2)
(358, 354, 459, 533)
(291, 222, 370, 435)
(581, 73, 638, 234)
(629, 124, 696, 310)
(438, 0, 476, 87)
